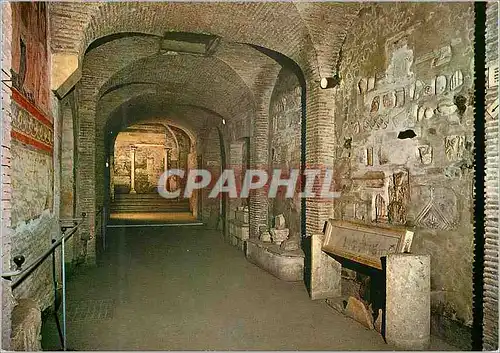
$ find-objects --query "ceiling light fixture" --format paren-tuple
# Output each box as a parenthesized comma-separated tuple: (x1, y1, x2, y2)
(160, 32, 221, 56)
(320, 75, 341, 89)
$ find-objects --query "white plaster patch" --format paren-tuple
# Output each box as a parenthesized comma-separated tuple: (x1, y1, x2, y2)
(385, 45, 414, 84)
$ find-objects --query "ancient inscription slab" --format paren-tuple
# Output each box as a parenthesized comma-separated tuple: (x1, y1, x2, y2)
(322, 219, 413, 270)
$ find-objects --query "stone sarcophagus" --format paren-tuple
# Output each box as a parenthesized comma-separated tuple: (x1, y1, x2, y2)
(322, 219, 414, 270)
(309, 219, 414, 300)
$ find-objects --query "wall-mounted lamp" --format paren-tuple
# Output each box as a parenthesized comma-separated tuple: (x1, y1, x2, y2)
(222, 119, 226, 125)
(320, 75, 341, 89)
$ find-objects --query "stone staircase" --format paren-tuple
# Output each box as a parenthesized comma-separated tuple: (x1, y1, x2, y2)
(110, 193, 190, 213)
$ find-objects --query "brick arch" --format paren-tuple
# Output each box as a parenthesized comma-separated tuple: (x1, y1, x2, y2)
(97, 53, 256, 125)
(102, 94, 229, 137)
(49, 2, 322, 78)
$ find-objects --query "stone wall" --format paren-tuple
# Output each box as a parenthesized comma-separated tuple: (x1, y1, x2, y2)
(268, 67, 302, 238)
(333, 2, 475, 346)
(7, 0, 61, 325)
(483, 1, 499, 350)
(1, 2, 14, 348)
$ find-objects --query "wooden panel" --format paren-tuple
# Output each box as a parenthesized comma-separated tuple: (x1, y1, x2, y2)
(322, 219, 414, 270)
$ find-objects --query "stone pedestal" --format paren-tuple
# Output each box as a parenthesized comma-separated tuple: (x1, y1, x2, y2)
(386, 254, 430, 350)
(309, 233, 341, 300)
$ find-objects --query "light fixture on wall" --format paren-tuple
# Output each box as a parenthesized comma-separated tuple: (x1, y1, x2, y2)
(320, 75, 341, 89)
(222, 119, 226, 125)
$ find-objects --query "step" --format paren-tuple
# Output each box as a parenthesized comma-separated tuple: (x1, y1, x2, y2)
(110, 205, 190, 211)
(111, 201, 190, 206)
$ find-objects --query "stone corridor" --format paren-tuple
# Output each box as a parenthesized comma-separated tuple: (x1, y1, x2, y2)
(0, 1, 498, 351)
(40, 226, 453, 351)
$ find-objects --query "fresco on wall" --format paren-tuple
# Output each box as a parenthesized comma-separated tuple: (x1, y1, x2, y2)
(11, 91, 54, 154)
(11, 2, 50, 114)
(112, 124, 192, 194)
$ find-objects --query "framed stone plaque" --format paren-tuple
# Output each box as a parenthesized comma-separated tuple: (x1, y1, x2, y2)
(322, 219, 414, 270)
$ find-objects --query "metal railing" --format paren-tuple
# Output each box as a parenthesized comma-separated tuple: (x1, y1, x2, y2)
(1, 213, 86, 351)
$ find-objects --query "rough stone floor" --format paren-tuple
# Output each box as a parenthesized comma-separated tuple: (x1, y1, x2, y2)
(42, 226, 457, 351)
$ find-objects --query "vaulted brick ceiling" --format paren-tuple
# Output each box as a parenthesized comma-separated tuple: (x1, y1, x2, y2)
(50, 2, 364, 136)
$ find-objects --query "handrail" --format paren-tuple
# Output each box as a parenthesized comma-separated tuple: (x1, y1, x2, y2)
(1, 224, 80, 288)
(0, 217, 85, 351)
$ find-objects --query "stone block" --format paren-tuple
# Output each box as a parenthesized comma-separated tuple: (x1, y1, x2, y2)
(229, 219, 249, 241)
(345, 296, 374, 330)
(234, 209, 249, 224)
(245, 239, 304, 281)
(280, 236, 300, 251)
(386, 254, 430, 350)
(274, 214, 286, 229)
(270, 228, 289, 245)
(260, 231, 271, 243)
(309, 233, 341, 300)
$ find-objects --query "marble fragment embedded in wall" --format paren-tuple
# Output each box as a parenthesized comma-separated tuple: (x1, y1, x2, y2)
(395, 88, 405, 107)
(366, 147, 374, 166)
(378, 148, 389, 165)
(370, 96, 380, 112)
(367, 77, 376, 91)
(383, 91, 396, 108)
(424, 107, 434, 119)
(411, 186, 458, 230)
(417, 145, 433, 165)
(431, 45, 452, 67)
(424, 84, 434, 96)
(358, 78, 368, 94)
(374, 194, 388, 223)
(410, 80, 424, 100)
(444, 135, 467, 161)
(449, 70, 464, 90)
(387, 170, 410, 225)
(437, 99, 458, 116)
(435, 75, 447, 95)
(385, 44, 414, 82)
(354, 200, 370, 221)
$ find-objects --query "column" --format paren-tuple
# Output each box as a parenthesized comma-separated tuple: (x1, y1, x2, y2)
(386, 254, 431, 350)
(129, 146, 137, 194)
